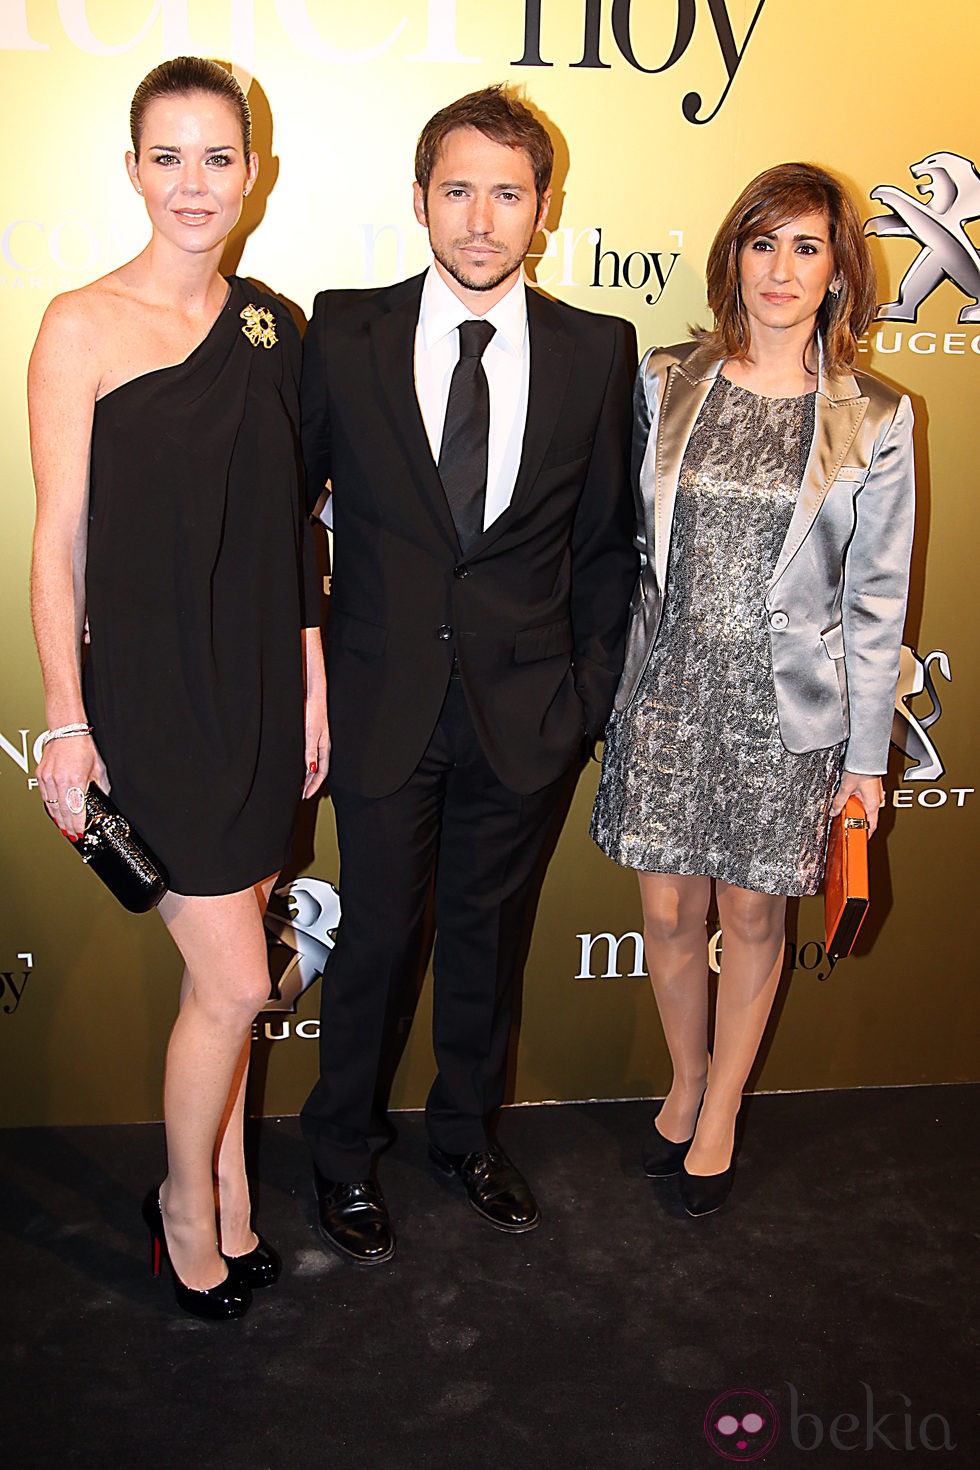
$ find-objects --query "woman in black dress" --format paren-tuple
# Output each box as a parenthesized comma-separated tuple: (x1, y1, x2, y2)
(29, 58, 328, 1317)
(591, 165, 915, 1215)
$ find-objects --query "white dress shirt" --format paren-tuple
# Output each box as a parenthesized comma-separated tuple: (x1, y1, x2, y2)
(415, 263, 531, 532)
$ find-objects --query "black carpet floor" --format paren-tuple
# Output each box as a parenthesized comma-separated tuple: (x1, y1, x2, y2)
(1, 1086, 977, 1469)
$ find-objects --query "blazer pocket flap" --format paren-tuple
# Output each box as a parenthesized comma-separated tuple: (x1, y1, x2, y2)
(331, 611, 388, 656)
(834, 466, 869, 483)
(514, 619, 574, 664)
(821, 622, 845, 660)
(539, 436, 594, 472)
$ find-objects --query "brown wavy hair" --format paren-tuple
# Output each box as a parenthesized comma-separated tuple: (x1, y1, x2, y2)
(414, 85, 553, 210)
(695, 163, 877, 374)
(130, 56, 251, 157)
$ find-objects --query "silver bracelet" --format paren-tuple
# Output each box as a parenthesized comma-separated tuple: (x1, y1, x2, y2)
(39, 723, 93, 750)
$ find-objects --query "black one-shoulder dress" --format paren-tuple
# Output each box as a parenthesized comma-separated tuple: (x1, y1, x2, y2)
(83, 277, 318, 896)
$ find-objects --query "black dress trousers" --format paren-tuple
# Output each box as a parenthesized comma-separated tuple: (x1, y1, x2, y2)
(300, 673, 573, 1180)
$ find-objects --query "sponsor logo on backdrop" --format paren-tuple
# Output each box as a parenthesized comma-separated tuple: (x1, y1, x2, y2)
(861, 151, 980, 355)
(890, 642, 972, 809)
(0, 1, 767, 125)
(260, 877, 340, 1034)
(705, 1384, 954, 1457)
(0, 214, 121, 291)
(0, 727, 44, 787)
(892, 644, 950, 782)
(585, 229, 681, 306)
(576, 929, 842, 983)
(361, 220, 684, 302)
(1, 954, 34, 1016)
(866, 153, 980, 323)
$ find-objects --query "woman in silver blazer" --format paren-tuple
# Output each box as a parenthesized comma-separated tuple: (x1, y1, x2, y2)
(591, 164, 915, 1215)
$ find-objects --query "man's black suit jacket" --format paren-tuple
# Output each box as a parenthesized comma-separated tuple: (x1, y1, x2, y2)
(300, 272, 638, 798)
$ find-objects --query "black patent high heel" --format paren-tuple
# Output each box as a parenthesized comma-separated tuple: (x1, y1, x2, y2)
(221, 1234, 281, 1289)
(142, 1190, 252, 1320)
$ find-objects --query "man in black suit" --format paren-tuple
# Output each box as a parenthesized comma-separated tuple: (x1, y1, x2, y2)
(300, 86, 637, 1263)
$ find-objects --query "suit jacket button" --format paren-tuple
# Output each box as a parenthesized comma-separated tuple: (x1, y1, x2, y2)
(769, 610, 789, 630)
(436, 624, 453, 640)
(453, 564, 469, 579)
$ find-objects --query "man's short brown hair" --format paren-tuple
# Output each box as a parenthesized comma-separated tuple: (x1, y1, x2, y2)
(414, 85, 554, 210)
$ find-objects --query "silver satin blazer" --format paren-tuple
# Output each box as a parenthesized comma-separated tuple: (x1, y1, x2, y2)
(615, 341, 916, 776)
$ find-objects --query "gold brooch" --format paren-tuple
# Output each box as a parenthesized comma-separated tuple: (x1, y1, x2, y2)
(240, 303, 278, 349)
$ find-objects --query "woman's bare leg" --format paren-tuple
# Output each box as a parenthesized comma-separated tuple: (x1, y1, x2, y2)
(213, 875, 277, 1257)
(155, 883, 274, 1289)
(637, 872, 713, 1142)
(164, 972, 257, 1260)
(211, 1036, 255, 1257)
(686, 880, 786, 1176)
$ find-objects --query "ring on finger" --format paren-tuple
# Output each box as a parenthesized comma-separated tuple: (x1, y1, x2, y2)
(44, 797, 60, 806)
(65, 786, 86, 815)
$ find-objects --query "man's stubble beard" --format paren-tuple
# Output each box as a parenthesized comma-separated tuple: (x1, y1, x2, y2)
(431, 232, 535, 295)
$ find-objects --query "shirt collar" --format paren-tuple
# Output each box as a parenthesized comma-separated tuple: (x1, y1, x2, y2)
(420, 262, 527, 356)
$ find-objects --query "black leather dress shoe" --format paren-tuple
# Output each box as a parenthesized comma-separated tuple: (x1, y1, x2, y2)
(312, 1169, 395, 1264)
(428, 1143, 540, 1233)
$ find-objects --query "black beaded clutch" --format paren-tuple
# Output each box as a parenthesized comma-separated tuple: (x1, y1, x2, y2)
(75, 783, 169, 912)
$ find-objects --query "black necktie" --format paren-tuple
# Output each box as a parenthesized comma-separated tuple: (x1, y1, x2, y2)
(438, 319, 496, 552)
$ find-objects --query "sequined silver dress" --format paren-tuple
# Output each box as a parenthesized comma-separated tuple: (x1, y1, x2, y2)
(591, 376, 844, 897)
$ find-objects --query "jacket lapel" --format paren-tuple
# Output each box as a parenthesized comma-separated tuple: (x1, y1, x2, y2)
(654, 346, 721, 588)
(369, 274, 460, 549)
(768, 363, 868, 586)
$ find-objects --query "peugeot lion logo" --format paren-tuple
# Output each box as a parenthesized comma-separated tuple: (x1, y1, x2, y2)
(263, 878, 341, 1013)
(891, 644, 952, 783)
(865, 152, 980, 322)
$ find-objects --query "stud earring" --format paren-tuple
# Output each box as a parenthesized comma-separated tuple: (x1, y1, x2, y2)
(137, 185, 143, 195)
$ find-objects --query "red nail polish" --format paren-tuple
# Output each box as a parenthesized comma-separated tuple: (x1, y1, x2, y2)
(309, 761, 317, 773)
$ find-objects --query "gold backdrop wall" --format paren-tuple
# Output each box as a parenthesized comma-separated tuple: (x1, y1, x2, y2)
(2, 1, 977, 1126)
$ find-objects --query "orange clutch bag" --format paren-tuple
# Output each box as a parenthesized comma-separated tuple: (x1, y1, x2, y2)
(824, 796, 870, 960)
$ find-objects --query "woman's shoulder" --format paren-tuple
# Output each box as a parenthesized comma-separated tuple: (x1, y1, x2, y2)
(635, 341, 712, 408)
(639, 339, 705, 378)
(36, 272, 124, 338)
(849, 364, 909, 412)
(30, 273, 131, 386)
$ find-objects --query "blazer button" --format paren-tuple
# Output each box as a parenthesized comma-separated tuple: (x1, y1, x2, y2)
(769, 610, 789, 631)
(453, 564, 469, 579)
(436, 624, 453, 640)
